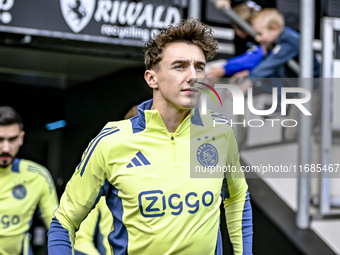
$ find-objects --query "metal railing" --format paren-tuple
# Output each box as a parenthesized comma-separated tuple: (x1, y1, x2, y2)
(206, 0, 335, 229)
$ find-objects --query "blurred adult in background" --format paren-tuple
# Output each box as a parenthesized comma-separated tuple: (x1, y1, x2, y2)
(0, 106, 59, 255)
(206, 2, 268, 79)
(123, 105, 138, 120)
(215, 0, 275, 56)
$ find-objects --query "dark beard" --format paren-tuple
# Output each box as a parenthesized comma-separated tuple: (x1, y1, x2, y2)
(0, 153, 13, 168)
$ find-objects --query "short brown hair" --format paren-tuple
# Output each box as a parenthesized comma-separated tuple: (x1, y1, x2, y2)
(251, 8, 285, 31)
(143, 18, 218, 71)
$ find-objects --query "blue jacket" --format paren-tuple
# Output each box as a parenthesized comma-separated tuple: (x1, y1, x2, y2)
(223, 45, 265, 76)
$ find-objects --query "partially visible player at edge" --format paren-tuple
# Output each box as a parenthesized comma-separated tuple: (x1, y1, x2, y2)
(0, 106, 59, 255)
(48, 18, 253, 255)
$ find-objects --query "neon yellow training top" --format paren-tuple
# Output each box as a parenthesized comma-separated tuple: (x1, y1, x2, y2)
(0, 158, 59, 255)
(48, 99, 252, 255)
(75, 196, 113, 255)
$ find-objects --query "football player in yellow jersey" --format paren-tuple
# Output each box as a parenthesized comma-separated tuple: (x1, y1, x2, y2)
(48, 18, 253, 255)
(0, 106, 59, 255)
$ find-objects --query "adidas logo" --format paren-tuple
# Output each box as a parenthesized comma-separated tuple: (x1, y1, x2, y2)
(127, 151, 151, 168)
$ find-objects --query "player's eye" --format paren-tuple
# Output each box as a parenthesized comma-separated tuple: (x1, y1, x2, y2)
(175, 64, 185, 70)
(8, 136, 19, 143)
(196, 65, 205, 72)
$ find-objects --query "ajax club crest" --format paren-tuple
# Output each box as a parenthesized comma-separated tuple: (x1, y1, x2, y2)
(197, 143, 218, 167)
(12, 185, 27, 199)
(60, 0, 95, 33)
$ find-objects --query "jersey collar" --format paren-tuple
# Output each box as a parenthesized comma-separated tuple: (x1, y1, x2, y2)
(136, 99, 203, 135)
(0, 158, 20, 173)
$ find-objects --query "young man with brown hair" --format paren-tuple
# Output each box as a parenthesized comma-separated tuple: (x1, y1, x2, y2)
(48, 18, 253, 255)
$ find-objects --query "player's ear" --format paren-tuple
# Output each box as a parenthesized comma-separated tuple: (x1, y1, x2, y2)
(19, 131, 25, 146)
(145, 70, 158, 89)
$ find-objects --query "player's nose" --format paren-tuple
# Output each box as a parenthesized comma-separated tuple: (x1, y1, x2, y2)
(187, 65, 198, 81)
(1, 140, 10, 152)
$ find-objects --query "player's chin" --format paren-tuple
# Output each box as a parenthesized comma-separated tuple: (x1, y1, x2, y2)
(186, 97, 200, 109)
(0, 161, 11, 168)
(178, 92, 200, 109)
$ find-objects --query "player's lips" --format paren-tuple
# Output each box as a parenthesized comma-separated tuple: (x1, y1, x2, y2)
(0, 154, 12, 162)
(182, 88, 198, 94)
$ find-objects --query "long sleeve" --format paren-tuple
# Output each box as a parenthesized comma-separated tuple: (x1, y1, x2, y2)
(222, 128, 253, 255)
(249, 42, 298, 78)
(48, 125, 115, 254)
(223, 45, 265, 76)
(74, 201, 101, 255)
(74, 197, 113, 255)
(249, 28, 300, 79)
(38, 166, 59, 229)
